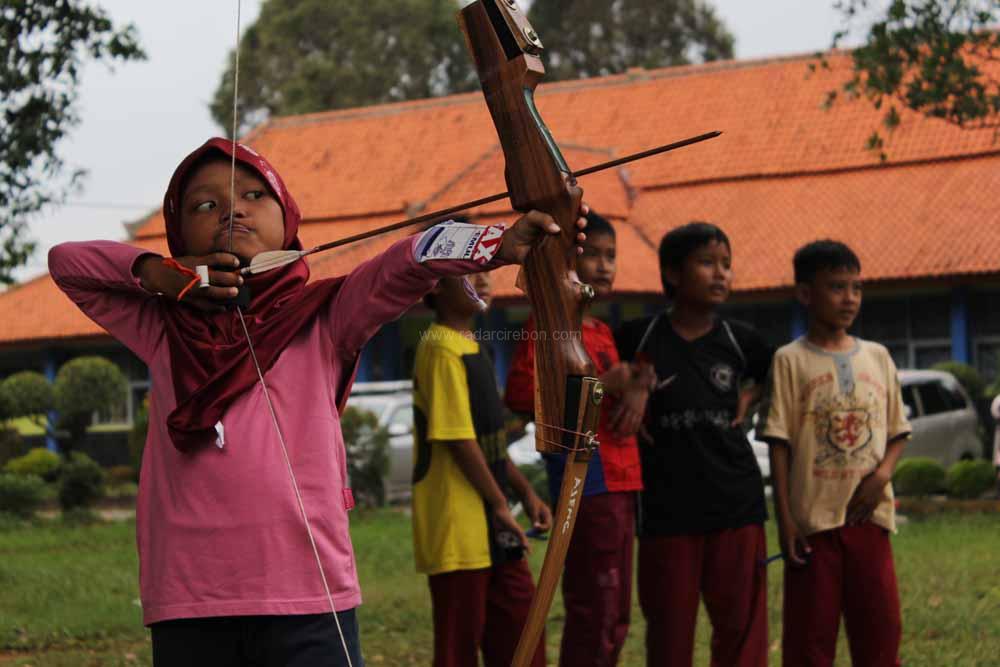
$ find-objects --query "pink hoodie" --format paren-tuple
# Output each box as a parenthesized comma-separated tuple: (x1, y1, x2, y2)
(49, 236, 485, 624)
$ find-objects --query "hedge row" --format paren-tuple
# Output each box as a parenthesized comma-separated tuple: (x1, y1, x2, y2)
(0, 449, 106, 517)
(893, 457, 996, 499)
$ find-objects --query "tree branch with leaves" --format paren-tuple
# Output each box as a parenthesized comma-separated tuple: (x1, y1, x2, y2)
(527, 0, 734, 80)
(0, 1, 144, 283)
(210, 0, 480, 136)
(820, 0, 1000, 157)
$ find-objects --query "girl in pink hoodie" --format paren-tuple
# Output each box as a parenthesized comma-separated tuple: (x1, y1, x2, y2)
(49, 138, 585, 667)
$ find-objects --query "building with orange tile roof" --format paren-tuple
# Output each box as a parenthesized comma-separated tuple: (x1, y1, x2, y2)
(2, 51, 999, 457)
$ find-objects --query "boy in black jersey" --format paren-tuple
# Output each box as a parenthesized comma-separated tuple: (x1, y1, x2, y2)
(616, 222, 773, 667)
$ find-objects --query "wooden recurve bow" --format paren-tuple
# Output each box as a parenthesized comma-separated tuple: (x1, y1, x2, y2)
(458, 2, 605, 663)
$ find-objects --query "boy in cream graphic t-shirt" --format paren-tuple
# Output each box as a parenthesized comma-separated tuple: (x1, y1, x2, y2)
(763, 337, 910, 535)
(760, 240, 910, 667)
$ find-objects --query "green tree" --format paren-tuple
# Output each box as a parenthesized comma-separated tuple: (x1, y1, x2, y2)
(527, 0, 735, 81)
(0, 1, 144, 283)
(210, 0, 478, 135)
(822, 1, 1000, 156)
(53, 356, 126, 453)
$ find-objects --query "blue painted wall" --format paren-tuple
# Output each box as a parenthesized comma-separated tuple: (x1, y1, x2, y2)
(43, 354, 59, 452)
(950, 288, 969, 363)
(791, 304, 807, 339)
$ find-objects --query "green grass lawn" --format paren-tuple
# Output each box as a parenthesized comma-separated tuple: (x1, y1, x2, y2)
(1, 510, 999, 666)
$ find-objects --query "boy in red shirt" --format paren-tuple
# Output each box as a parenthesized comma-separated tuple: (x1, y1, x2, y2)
(505, 211, 648, 667)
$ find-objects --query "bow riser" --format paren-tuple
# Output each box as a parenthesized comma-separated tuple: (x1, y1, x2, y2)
(460, 0, 596, 457)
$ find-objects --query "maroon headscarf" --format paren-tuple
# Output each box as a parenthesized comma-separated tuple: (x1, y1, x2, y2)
(160, 138, 348, 452)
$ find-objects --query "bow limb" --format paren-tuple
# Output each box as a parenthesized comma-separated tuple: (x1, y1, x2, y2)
(458, 3, 605, 664)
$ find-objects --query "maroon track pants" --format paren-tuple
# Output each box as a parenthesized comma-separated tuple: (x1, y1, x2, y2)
(558, 491, 636, 667)
(782, 523, 901, 667)
(427, 559, 545, 667)
(638, 523, 768, 667)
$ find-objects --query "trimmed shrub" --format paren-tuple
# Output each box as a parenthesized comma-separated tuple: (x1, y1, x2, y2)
(0, 427, 25, 467)
(931, 362, 986, 401)
(0, 371, 54, 420)
(58, 452, 106, 511)
(107, 465, 137, 485)
(4, 447, 61, 481)
(0, 473, 46, 518)
(61, 507, 101, 525)
(53, 356, 127, 452)
(341, 407, 389, 508)
(893, 457, 946, 496)
(945, 460, 996, 499)
(106, 481, 138, 499)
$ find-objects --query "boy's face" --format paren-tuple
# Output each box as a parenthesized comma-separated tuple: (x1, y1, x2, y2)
(797, 267, 863, 331)
(179, 158, 285, 262)
(664, 239, 732, 306)
(434, 272, 492, 319)
(575, 232, 616, 298)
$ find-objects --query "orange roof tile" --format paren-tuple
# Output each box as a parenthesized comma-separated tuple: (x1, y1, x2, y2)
(0, 237, 167, 346)
(6, 50, 1000, 346)
(629, 153, 1000, 291)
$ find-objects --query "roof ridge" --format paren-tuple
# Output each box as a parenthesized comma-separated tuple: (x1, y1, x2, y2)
(640, 147, 1000, 193)
(256, 50, 851, 132)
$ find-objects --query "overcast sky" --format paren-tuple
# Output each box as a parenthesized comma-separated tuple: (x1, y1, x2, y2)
(12, 0, 845, 282)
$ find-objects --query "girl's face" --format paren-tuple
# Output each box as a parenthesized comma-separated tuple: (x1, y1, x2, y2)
(179, 158, 285, 261)
(665, 239, 733, 306)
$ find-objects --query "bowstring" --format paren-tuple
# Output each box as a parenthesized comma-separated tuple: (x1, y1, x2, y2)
(227, 2, 354, 664)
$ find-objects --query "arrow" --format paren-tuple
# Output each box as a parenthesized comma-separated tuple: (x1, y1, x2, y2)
(241, 130, 721, 276)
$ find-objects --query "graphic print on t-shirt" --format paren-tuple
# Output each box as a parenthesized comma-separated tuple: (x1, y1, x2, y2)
(803, 348, 885, 478)
(811, 390, 880, 472)
(709, 362, 735, 392)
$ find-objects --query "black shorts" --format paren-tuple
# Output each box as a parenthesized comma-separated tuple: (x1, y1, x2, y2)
(151, 609, 363, 667)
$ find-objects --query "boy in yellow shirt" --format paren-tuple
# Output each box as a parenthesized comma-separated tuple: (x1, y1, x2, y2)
(412, 270, 551, 667)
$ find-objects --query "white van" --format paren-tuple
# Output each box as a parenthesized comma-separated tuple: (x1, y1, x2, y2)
(897, 369, 981, 466)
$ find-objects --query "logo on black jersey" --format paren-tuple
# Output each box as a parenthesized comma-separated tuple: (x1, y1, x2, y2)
(709, 363, 735, 392)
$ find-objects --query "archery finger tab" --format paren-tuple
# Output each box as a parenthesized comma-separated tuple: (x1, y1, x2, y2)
(196, 265, 210, 289)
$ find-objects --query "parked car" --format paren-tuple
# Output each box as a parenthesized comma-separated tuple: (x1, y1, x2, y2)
(748, 368, 982, 478)
(897, 369, 981, 466)
(345, 381, 414, 503)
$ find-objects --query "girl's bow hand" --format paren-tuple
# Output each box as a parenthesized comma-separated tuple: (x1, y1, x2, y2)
(497, 186, 589, 265)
